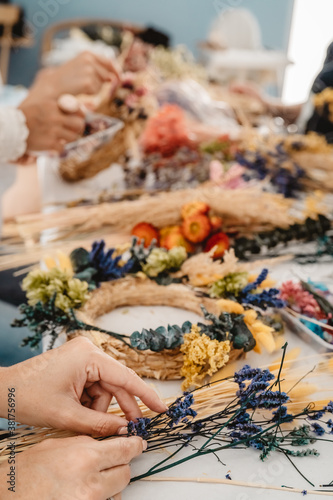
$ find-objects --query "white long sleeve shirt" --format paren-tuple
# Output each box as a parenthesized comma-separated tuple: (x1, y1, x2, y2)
(0, 107, 29, 227)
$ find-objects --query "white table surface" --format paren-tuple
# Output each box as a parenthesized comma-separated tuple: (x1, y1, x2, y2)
(94, 262, 333, 500)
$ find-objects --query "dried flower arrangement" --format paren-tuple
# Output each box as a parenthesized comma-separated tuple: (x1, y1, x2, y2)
(3, 346, 333, 493)
(240, 132, 333, 194)
(12, 239, 284, 382)
(281, 280, 333, 346)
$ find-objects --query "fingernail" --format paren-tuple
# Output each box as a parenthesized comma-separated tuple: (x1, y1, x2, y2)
(117, 426, 128, 436)
(142, 440, 148, 451)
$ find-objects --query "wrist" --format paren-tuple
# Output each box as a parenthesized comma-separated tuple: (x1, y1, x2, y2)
(31, 68, 60, 99)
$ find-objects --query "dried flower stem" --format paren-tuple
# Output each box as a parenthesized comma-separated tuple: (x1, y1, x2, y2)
(141, 476, 333, 496)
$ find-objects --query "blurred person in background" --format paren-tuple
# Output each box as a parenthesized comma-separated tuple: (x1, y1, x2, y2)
(231, 41, 333, 142)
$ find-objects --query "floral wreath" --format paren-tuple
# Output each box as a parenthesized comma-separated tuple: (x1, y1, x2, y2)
(14, 239, 285, 389)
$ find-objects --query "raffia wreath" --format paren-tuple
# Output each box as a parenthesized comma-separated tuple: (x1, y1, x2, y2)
(13, 240, 283, 387)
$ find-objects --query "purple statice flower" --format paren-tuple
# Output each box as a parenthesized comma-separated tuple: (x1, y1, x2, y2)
(250, 440, 265, 450)
(234, 365, 274, 390)
(311, 423, 325, 436)
(250, 391, 289, 410)
(242, 269, 269, 294)
(327, 419, 333, 434)
(302, 491, 307, 496)
(191, 421, 204, 433)
(225, 473, 232, 480)
(325, 401, 333, 413)
(308, 410, 325, 421)
(272, 406, 294, 423)
(89, 240, 134, 283)
(167, 393, 197, 428)
(127, 417, 151, 438)
(230, 422, 263, 440)
(242, 288, 286, 310)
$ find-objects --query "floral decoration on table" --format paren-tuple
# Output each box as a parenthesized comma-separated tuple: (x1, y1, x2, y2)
(281, 279, 333, 345)
(125, 345, 333, 488)
(12, 238, 285, 383)
(5, 345, 333, 493)
(131, 200, 231, 258)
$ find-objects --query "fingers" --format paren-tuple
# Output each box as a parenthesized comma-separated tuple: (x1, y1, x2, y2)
(62, 114, 85, 135)
(96, 354, 168, 414)
(86, 383, 113, 413)
(65, 402, 128, 436)
(93, 52, 121, 80)
(100, 465, 130, 499)
(97, 437, 145, 469)
(111, 388, 142, 422)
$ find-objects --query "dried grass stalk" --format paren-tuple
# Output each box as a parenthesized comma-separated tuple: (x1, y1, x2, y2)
(15, 186, 293, 241)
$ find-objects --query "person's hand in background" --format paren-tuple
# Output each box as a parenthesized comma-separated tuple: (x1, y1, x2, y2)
(32, 51, 121, 99)
(0, 435, 145, 500)
(0, 336, 167, 435)
(18, 92, 85, 153)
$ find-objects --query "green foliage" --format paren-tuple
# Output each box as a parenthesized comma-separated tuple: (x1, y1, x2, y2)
(210, 272, 249, 299)
(142, 247, 187, 278)
(22, 268, 90, 312)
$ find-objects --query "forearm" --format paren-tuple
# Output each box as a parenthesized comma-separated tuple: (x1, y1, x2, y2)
(0, 366, 16, 419)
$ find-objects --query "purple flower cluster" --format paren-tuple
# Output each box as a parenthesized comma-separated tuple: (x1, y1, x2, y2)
(167, 393, 197, 428)
(128, 417, 152, 439)
(272, 405, 293, 422)
(89, 240, 134, 283)
(311, 423, 325, 436)
(325, 401, 333, 413)
(242, 269, 269, 295)
(242, 288, 286, 310)
(240, 269, 286, 310)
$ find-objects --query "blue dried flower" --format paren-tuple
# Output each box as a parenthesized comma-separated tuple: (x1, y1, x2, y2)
(327, 419, 333, 434)
(272, 406, 294, 423)
(225, 474, 232, 480)
(167, 393, 197, 428)
(242, 269, 268, 294)
(127, 417, 151, 438)
(308, 410, 325, 421)
(89, 240, 134, 283)
(325, 401, 333, 413)
(311, 423, 325, 436)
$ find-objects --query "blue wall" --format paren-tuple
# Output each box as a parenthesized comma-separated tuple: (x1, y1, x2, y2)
(9, 0, 294, 87)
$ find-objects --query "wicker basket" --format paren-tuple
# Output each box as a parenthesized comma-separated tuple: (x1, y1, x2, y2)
(69, 277, 244, 380)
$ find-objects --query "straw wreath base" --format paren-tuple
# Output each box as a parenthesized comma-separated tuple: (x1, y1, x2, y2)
(69, 277, 244, 380)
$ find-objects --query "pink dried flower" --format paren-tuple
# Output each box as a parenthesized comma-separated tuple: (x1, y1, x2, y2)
(280, 281, 321, 318)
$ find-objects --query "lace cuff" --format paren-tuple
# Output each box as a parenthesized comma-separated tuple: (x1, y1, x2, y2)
(0, 107, 29, 162)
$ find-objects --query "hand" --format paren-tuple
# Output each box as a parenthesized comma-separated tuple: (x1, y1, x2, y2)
(33, 51, 121, 99)
(0, 435, 145, 500)
(18, 93, 85, 153)
(229, 81, 267, 105)
(0, 337, 167, 435)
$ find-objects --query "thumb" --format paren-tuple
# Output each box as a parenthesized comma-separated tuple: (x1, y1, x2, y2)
(64, 402, 128, 436)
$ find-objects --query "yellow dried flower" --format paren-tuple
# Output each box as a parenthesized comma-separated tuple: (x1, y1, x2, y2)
(180, 325, 230, 390)
(216, 299, 244, 315)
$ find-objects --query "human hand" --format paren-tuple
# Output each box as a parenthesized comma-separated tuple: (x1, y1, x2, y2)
(0, 435, 145, 500)
(229, 81, 267, 105)
(18, 93, 85, 153)
(0, 337, 167, 435)
(33, 51, 121, 99)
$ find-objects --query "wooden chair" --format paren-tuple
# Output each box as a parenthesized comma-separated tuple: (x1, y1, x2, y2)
(0, 4, 20, 83)
(41, 18, 145, 62)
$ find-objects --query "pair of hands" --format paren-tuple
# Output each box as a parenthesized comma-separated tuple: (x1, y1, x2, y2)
(18, 51, 120, 154)
(0, 336, 167, 499)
